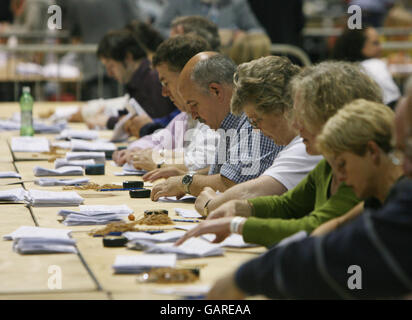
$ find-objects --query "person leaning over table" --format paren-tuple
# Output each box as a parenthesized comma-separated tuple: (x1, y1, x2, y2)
(207, 97, 412, 300)
(150, 53, 283, 201)
(175, 61, 383, 248)
(194, 56, 322, 216)
(113, 35, 218, 175)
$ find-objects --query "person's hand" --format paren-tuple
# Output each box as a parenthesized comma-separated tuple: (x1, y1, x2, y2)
(207, 200, 252, 220)
(150, 176, 186, 201)
(195, 187, 218, 214)
(207, 272, 246, 300)
(143, 167, 187, 182)
(175, 217, 235, 246)
(131, 149, 157, 171)
(68, 109, 84, 122)
(112, 149, 130, 166)
(86, 112, 109, 129)
(123, 115, 152, 138)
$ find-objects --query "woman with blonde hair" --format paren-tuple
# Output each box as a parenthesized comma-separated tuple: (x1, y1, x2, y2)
(207, 96, 412, 300)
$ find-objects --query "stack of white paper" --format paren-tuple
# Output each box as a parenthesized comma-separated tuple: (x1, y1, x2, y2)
(33, 166, 84, 177)
(51, 141, 72, 149)
(143, 237, 224, 259)
(65, 152, 106, 163)
(158, 195, 197, 203)
(4, 226, 77, 254)
(11, 137, 50, 153)
(124, 230, 186, 243)
(0, 172, 21, 179)
(33, 120, 67, 134)
(112, 254, 177, 274)
(71, 139, 116, 151)
(201, 234, 257, 248)
(0, 119, 20, 131)
(114, 162, 146, 176)
(0, 188, 26, 202)
(34, 177, 90, 187)
(48, 106, 79, 122)
(55, 158, 95, 169)
(26, 189, 84, 207)
(57, 129, 99, 141)
(174, 208, 202, 219)
(58, 204, 133, 226)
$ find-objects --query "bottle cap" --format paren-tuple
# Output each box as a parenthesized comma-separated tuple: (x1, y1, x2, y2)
(22, 87, 31, 94)
(85, 164, 105, 175)
(103, 236, 128, 247)
(123, 181, 144, 189)
(129, 189, 151, 198)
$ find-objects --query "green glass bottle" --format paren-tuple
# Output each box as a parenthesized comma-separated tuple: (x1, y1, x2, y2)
(20, 86, 34, 136)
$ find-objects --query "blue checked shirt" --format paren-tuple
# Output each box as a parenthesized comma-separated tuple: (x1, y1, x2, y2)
(209, 113, 284, 183)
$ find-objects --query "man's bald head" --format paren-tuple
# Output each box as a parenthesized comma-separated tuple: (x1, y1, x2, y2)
(179, 51, 218, 90)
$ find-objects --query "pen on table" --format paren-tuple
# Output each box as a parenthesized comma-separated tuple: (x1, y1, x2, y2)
(99, 187, 144, 192)
(173, 219, 201, 223)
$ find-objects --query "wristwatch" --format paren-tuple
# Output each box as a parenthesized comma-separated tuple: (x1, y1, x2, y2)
(182, 171, 196, 194)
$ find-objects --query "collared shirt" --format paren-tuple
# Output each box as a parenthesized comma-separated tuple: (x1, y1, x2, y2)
(126, 58, 177, 119)
(209, 113, 283, 183)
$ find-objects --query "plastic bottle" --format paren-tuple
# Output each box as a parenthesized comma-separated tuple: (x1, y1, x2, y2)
(20, 86, 34, 136)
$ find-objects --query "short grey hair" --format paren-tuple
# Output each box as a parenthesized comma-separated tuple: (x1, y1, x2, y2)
(191, 54, 236, 92)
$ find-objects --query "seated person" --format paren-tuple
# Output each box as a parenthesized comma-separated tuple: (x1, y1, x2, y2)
(175, 61, 382, 248)
(94, 29, 178, 136)
(155, 0, 266, 47)
(207, 97, 411, 300)
(333, 26, 401, 108)
(150, 53, 283, 201)
(113, 35, 218, 174)
(170, 15, 221, 51)
(194, 56, 322, 216)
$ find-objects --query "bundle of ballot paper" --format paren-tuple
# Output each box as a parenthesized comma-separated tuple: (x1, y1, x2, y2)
(114, 162, 146, 176)
(34, 177, 90, 187)
(0, 119, 66, 133)
(0, 172, 21, 179)
(124, 230, 186, 243)
(128, 237, 224, 259)
(4, 226, 77, 254)
(71, 139, 116, 152)
(0, 188, 26, 202)
(57, 129, 99, 141)
(11, 137, 50, 153)
(33, 166, 84, 177)
(112, 254, 177, 274)
(26, 189, 84, 207)
(55, 159, 95, 169)
(65, 152, 106, 163)
(174, 208, 202, 218)
(58, 204, 133, 226)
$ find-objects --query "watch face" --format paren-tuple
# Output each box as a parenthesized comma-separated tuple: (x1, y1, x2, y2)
(182, 175, 191, 184)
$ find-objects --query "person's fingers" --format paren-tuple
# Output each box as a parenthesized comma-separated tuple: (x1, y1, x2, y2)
(142, 170, 156, 181)
(175, 226, 200, 246)
(212, 233, 228, 244)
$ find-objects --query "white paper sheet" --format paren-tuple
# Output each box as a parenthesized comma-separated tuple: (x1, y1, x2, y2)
(174, 208, 202, 218)
(71, 139, 116, 151)
(112, 254, 177, 274)
(0, 172, 21, 179)
(11, 137, 50, 153)
(33, 166, 84, 177)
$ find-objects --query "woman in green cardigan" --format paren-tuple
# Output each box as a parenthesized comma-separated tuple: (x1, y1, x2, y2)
(176, 61, 383, 248)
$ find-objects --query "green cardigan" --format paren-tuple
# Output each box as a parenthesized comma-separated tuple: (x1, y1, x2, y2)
(243, 159, 360, 247)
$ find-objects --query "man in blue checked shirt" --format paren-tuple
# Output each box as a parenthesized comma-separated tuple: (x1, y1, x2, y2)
(150, 52, 283, 201)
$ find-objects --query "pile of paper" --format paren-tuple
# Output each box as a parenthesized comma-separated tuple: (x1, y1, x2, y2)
(124, 230, 186, 243)
(71, 139, 116, 152)
(201, 234, 257, 248)
(114, 162, 146, 176)
(26, 189, 84, 207)
(34, 177, 90, 187)
(65, 152, 106, 163)
(4, 226, 77, 254)
(174, 208, 202, 218)
(58, 204, 133, 226)
(48, 106, 79, 122)
(11, 137, 50, 153)
(0, 172, 21, 179)
(0, 188, 26, 202)
(33, 166, 84, 177)
(158, 196, 197, 203)
(130, 237, 224, 259)
(0, 119, 66, 133)
(112, 254, 177, 274)
(55, 159, 95, 169)
(57, 129, 99, 141)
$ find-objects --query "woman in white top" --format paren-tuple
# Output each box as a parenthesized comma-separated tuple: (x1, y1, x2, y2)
(333, 26, 400, 108)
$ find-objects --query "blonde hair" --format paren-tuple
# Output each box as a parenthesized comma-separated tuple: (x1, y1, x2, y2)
(290, 61, 383, 133)
(317, 99, 395, 158)
(231, 56, 301, 115)
(229, 33, 271, 65)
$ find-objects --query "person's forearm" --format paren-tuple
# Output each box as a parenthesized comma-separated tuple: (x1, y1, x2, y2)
(196, 167, 211, 175)
(189, 174, 236, 197)
(208, 176, 287, 212)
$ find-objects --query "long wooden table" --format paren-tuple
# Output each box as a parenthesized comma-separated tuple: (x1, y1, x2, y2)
(0, 102, 265, 300)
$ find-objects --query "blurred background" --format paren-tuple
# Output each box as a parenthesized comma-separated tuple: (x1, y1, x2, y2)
(0, 0, 411, 104)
